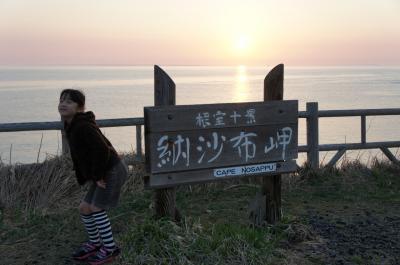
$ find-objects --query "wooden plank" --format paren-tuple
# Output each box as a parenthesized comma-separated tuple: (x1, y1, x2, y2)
(319, 141, 400, 151)
(318, 108, 400, 117)
(380, 147, 400, 164)
(0, 121, 63, 132)
(147, 123, 298, 173)
(144, 100, 298, 133)
(298, 145, 308, 152)
(145, 160, 297, 189)
(326, 149, 346, 168)
(298, 111, 309, 118)
(0, 118, 144, 132)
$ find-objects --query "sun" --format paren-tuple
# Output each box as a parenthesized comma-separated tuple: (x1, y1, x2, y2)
(234, 35, 251, 54)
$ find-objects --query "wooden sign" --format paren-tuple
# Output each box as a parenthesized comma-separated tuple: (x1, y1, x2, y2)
(144, 100, 298, 188)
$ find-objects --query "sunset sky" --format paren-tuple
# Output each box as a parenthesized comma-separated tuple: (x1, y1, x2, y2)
(1, 0, 399, 66)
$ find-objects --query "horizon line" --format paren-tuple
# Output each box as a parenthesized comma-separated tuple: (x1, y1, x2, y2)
(1, 63, 400, 68)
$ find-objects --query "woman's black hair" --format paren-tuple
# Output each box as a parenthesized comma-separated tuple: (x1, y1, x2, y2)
(60, 89, 85, 108)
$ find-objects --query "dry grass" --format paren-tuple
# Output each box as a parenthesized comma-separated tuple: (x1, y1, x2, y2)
(119, 152, 146, 194)
(0, 155, 78, 214)
(0, 152, 146, 215)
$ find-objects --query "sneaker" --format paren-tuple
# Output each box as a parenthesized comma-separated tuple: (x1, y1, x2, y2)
(72, 242, 101, 260)
(87, 246, 120, 265)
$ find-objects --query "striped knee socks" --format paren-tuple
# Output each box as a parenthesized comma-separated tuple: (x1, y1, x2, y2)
(92, 210, 116, 251)
(80, 213, 101, 246)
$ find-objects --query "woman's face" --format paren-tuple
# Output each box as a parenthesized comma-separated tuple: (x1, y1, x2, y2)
(58, 94, 82, 120)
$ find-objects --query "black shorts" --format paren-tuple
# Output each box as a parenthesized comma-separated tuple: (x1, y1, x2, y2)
(83, 160, 128, 209)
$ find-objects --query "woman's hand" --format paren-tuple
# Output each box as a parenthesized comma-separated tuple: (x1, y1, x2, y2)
(96, 179, 107, 189)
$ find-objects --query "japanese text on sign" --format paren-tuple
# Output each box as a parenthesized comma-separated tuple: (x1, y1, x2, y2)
(195, 108, 256, 128)
(156, 127, 293, 168)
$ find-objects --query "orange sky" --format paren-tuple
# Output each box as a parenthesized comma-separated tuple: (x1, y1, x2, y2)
(1, 0, 399, 66)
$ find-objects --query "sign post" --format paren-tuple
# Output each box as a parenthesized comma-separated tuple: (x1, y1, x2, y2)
(262, 63, 285, 225)
(146, 64, 297, 224)
(153, 65, 180, 221)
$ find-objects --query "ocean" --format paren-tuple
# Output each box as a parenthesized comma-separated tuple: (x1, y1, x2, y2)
(0, 65, 399, 164)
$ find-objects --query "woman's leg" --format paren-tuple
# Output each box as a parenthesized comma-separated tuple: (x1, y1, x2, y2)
(89, 161, 127, 252)
(78, 201, 101, 246)
(87, 162, 127, 263)
(79, 201, 92, 214)
(90, 204, 117, 251)
(72, 201, 102, 260)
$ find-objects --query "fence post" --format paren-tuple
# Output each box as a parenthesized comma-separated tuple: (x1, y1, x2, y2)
(135, 125, 142, 161)
(306, 102, 319, 169)
(61, 119, 69, 155)
(361, 115, 366, 144)
(153, 65, 181, 221)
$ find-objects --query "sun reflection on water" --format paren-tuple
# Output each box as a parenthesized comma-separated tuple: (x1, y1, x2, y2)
(233, 65, 250, 102)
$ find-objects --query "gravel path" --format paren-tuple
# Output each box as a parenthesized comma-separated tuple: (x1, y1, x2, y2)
(298, 206, 400, 265)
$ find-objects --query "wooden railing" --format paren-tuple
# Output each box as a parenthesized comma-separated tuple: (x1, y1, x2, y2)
(1, 104, 400, 167)
(0, 117, 144, 161)
(299, 103, 400, 168)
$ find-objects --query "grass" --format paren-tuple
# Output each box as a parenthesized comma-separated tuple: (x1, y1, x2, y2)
(118, 217, 284, 265)
(0, 153, 399, 264)
(289, 159, 400, 204)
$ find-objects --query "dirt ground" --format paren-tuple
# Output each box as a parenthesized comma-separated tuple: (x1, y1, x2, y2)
(288, 204, 400, 265)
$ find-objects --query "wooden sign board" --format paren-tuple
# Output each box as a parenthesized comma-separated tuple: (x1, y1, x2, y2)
(144, 100, 298, 188)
